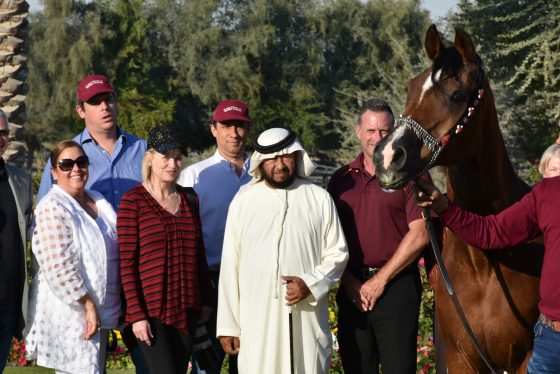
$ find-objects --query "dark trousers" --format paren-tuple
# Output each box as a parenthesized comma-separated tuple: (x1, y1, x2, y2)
(0, 310, 17, 372)
(337, 268, 422, 374)
(138, 318, 194, 374)
(192, 270, 238, 374)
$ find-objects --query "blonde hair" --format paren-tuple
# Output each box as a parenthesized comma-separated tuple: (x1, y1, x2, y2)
(141, 149, 156, 182)
(538, 144, 560, 175)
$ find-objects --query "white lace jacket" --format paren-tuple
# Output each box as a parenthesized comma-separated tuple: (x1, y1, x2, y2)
(24, 185, 120, 374)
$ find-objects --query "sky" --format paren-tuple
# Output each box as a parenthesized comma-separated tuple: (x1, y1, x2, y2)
(26, 0, 457, 18)
(422, 0, 458, 20)
(26, 0, 458, 22)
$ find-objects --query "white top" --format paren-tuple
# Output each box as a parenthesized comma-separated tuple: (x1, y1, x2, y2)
(177, 150, 252, 269)
(217, 178, 348, 374)
(24, 185, 120, 374)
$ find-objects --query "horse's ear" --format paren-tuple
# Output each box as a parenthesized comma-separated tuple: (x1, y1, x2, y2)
(454, 27, 477, 63)
(425, 24, 444, 61)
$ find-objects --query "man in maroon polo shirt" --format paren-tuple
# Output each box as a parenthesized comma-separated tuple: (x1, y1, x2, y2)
(416, 169, 560, 373)
(327, 98, 428, 374)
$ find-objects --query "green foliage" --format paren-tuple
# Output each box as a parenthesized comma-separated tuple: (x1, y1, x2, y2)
(323, 0, 431, 162)
(25, 0, 437, 164)
(453, 0, 560, 174)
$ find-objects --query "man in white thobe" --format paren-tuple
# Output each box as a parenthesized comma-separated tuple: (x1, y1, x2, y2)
(217, 128, 348, 374)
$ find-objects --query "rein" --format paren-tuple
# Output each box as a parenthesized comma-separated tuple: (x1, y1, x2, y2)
(420, 206, 497, 374)
(398, 58, 486, 176)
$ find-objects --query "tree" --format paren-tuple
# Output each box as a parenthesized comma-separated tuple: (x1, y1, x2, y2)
(453, 0, 560, 168)
(25, 0, 117, 167)
(0, 0, 29, 166)
(316, 0, 430, 161)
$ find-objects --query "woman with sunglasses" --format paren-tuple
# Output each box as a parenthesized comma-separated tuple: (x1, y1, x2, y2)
(117, 126, 215, 374)
(25, 140, 120, 374)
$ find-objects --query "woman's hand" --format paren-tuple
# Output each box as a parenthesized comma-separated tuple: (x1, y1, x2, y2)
(132, 320, 154, 346)
(414, 178, 448, 213)
(78, 294, 100, 340)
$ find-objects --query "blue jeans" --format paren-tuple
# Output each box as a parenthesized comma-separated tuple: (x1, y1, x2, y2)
(0, 310, 18, 372)
(527, 319, 560, 373)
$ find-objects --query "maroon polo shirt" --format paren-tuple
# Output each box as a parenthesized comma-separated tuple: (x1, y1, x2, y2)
(439, 175, 560, 321)
(327, 153, 424, 274)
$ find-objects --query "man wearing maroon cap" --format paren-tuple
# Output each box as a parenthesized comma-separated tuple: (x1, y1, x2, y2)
(37, 74, 147, 210)
(177, 99, 252, 374)
(37, 74, 149, 373)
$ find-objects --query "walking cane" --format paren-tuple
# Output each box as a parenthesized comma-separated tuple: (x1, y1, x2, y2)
(289, 305, 294, 374)
(286, 279, 295, 374)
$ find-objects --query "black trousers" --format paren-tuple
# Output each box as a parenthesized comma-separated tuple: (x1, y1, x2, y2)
(138, 318, 194, 374)
(337, 268, 422, 374)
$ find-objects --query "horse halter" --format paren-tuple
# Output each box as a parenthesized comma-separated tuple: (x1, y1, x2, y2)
(396, 57, 486, 175)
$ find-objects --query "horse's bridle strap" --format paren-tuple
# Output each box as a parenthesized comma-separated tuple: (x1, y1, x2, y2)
(398, 57, 486, 174)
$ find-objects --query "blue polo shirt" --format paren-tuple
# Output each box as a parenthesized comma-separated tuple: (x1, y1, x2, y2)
(177, 150, 252, 270)
(37, 127, 147, 211)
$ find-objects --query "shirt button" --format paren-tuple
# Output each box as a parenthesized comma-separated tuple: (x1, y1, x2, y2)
(114, 190, 118, 194)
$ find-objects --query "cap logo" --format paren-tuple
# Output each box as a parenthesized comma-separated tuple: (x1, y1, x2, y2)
(85, 80, 104, 89)
(223, 105, 244, 113)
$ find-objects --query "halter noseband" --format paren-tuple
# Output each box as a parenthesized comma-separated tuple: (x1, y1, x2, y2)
(395, 58, 486, 175)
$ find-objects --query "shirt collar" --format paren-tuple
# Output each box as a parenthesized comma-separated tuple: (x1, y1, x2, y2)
(348, 152, 366, 171)
(348, 152, 377, 180)
(213, 149, 250, 173)
(0, 158, 5, 177)
(77, 126, 126, 145)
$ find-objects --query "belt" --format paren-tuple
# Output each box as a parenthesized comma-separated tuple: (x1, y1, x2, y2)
(540, 314, 560, 332)
(361, 267, 381, 279)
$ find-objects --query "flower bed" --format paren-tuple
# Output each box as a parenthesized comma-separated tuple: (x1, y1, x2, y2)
(9, 264, 436, 373)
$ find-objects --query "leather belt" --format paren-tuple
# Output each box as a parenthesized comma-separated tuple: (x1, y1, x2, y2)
(540, 314, 560, 332)
(361, 267, 381, 279)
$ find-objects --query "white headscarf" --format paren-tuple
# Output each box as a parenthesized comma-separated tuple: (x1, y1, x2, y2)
(249, 128, 316, 180)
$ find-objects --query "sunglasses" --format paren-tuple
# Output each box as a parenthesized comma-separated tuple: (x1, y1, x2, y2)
(57, 155, 89, 171)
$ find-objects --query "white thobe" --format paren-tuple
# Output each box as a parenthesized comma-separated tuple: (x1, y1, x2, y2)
(217, 178, 348, 374)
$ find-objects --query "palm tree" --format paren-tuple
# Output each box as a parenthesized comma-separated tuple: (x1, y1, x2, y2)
(0, 0, 28, 166)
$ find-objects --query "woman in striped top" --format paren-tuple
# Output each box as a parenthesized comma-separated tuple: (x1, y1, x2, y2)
(117, 126, 215, 374)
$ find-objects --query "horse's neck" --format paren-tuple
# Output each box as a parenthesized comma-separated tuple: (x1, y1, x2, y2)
(446, 87, 530, 215)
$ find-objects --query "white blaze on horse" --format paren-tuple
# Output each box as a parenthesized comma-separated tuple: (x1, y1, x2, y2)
(373, 25, 543, 373)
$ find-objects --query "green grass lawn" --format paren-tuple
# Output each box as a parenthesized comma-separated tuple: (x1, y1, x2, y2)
(5, 368, 135, 374)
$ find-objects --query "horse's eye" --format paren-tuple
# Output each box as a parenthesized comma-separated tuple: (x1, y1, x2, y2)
(450, 91, 467, 103)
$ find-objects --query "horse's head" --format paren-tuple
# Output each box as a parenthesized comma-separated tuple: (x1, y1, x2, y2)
(374, 25, 486, 190)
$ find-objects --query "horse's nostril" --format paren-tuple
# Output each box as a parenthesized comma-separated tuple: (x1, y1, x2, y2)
(393, 146, 407, 169)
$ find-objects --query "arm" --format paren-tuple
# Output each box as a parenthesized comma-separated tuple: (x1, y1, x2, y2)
(296, 195, 349, 306)
(36, 159, 54, 204)
(416, 178, 540, 249)
(117, 193, 152, 343)
(216, 207, 241, 355)
(360, 219, 427, 310)
(32, 199, 100, 338)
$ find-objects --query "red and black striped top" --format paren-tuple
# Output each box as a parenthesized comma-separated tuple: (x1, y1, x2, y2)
(117, 184, 214, 334)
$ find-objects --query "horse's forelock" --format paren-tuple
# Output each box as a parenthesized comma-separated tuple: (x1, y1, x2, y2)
(431, 47, 463, 83)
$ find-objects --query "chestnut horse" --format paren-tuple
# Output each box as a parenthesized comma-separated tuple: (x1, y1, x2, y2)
(373, 25, 543, 373)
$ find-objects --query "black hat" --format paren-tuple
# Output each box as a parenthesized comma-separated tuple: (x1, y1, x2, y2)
(147, 126, 186, 155)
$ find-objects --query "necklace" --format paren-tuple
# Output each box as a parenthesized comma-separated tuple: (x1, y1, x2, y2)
(143, 182, 181, 215)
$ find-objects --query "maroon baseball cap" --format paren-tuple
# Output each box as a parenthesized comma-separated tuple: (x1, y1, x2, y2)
(77, 74, 115, 102)
(212, 100, 251, 123)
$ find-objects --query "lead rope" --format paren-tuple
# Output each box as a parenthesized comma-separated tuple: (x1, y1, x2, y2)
(421, 206, 497, 374)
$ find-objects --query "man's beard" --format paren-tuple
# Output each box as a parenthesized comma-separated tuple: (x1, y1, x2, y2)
(262, 170, 296, 189)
